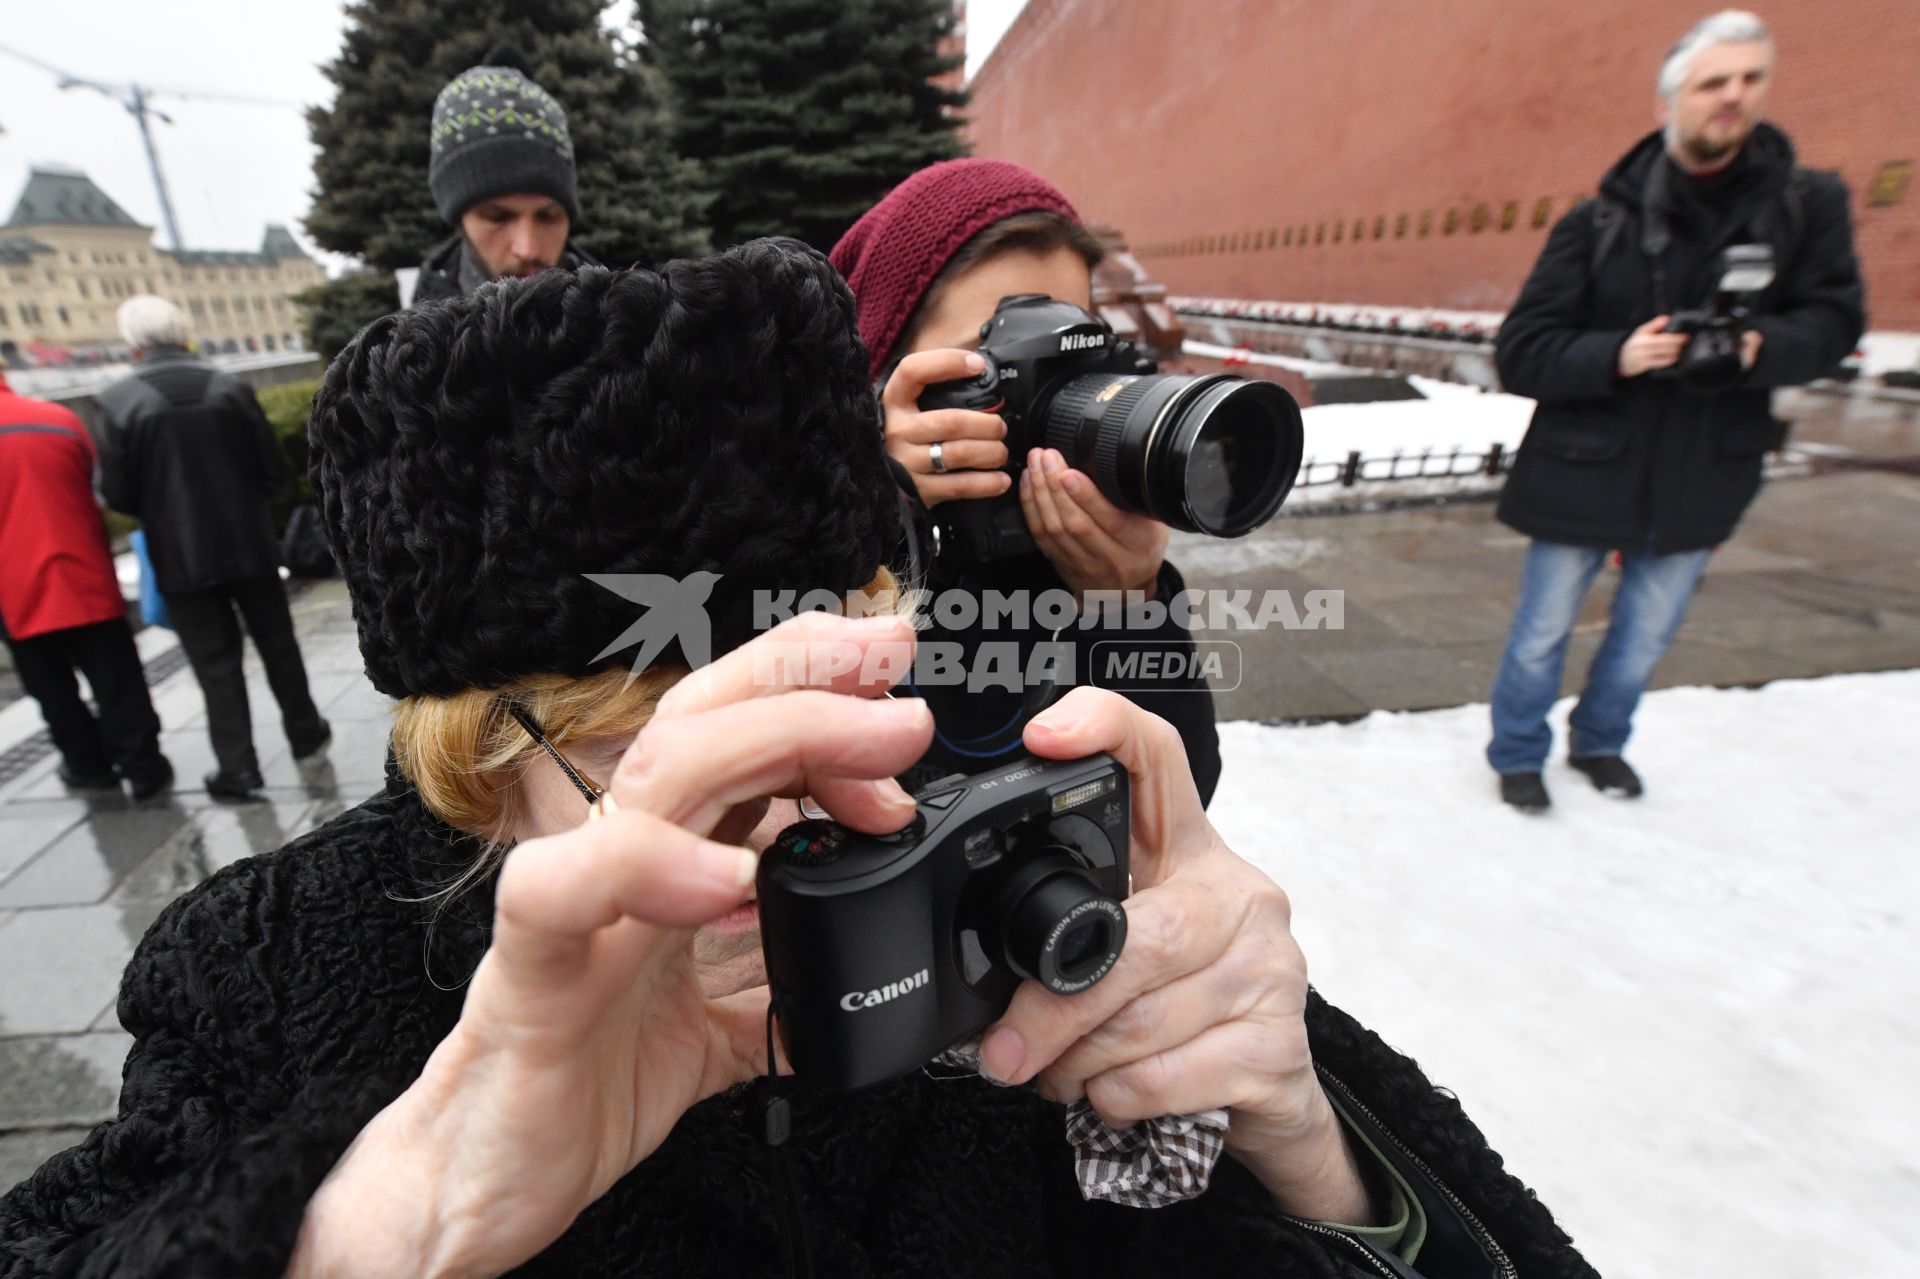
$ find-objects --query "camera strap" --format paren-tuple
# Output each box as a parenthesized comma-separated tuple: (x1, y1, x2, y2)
(757, 1004, 815, 1279)
(1638, 158, 1679, 316)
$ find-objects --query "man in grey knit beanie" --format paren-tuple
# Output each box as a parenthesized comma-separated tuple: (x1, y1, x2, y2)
(412, 42, 601, 306)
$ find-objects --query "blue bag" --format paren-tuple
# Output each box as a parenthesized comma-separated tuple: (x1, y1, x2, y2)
(130, 529, 171, 630)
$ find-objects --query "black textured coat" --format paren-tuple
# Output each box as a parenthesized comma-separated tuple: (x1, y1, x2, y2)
(95, 349, 292, 595)
(0, 778, 1593, 1278)
(1494, 125, 1864, 553)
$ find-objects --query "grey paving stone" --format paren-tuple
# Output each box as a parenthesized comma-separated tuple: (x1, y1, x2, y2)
(308, 717, 393, 786)
(1302, 644, 1493, 712)
(1363, 594, 1520, 646)
(0, 907, 138, 1035)
(146, 676, 212, 730)
(0, 805, 195, 909)
(0, 1126, 95, 1197)
(0, 810, 83, 889)
(326, 676, 396, 722)
(1, 759, 142, 807)
(1213, 652, 1373, 723)
(0, 1031, 131, 1128)
(108, 799, 311, 909)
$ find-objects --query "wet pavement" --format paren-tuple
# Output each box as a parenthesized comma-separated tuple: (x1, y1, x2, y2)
(0, 583, 385, 1184)
(1, 386, 1916, 1193)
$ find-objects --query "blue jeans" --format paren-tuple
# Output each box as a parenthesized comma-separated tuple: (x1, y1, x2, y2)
(1487, 541, 1712, 775)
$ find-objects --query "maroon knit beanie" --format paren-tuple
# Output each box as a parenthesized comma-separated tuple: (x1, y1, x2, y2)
(829, 158, 1080, 381)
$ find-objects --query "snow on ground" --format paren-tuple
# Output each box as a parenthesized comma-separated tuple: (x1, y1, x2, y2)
(1858, 331, 1920, 377)
(1288, 379, 1538, 504)
(1300, 381, 1535, 458)
(1178, 339, 1541, 503)
(1175, 295, 1920, 377)
(1211, 670, 1920, 1279)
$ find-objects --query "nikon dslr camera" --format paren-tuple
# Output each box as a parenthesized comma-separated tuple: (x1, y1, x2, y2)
(757, 754, 1130, 1091)
(917, 294, 1304, 568)
(1661, 243, 1775, 393)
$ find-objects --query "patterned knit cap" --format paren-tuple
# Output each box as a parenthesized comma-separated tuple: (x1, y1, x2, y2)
(428, 46, 580, 225)
(829, 158, 1080, 381)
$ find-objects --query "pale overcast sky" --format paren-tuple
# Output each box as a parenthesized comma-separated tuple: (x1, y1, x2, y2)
(0, 1, 1025, 271)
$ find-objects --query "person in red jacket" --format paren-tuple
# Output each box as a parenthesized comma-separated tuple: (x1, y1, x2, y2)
(0, 371, 173, 797)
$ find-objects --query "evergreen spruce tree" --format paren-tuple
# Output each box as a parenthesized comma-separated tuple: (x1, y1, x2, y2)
(306, 0, 708, 274)
(296, 271, 399, 365)
(641, 0, 967, 252)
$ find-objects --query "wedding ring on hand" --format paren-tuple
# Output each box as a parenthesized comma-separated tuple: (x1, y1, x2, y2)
(929, 441, 948, 474)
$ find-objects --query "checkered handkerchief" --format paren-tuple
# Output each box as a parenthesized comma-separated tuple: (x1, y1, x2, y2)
(934, 1039, 1229, 1207)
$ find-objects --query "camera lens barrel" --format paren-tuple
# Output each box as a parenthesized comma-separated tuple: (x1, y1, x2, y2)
(1044, 372, 1303, 537)
(990, 852, 1128, 994)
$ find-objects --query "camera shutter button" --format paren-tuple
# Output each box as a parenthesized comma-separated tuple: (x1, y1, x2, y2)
(872, 810, 927, 845)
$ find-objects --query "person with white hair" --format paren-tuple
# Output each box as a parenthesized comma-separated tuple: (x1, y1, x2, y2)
(1488, 10, 1864, 813)
(96, 295, 332, 801)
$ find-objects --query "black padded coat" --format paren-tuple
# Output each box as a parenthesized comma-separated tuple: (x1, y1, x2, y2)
(1494, 124, 1864, 553)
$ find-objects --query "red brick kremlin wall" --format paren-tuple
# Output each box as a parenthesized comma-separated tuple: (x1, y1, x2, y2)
(964, 0, 1919, 329)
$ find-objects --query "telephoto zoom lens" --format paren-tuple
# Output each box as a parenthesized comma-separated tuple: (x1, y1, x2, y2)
(1044, 373, 1304, 537)
(988, 850, 1128, 995)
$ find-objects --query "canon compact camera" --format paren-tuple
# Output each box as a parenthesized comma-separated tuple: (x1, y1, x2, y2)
(757, 754, 1130, 1091)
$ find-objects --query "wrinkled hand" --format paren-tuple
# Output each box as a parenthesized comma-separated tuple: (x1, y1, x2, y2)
(880, 349, 1013, 507)
(291, 614, 930, 1279)
(1617, 315, 1691, 378)
(978, 688, 1372, 1224)
(1019, 448, 1170, 600)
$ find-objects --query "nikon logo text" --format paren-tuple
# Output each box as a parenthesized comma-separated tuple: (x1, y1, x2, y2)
(1059, 333, 1105, 352)
(840, 969, 931, 1012)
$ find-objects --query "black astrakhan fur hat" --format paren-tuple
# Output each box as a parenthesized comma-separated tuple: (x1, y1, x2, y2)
(308, 237, 901, 699)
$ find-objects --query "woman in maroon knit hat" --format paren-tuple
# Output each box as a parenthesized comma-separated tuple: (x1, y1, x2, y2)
(830, 158, 1222, 803)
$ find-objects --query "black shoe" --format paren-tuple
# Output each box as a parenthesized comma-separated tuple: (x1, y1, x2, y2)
(1499, 771, 1551, 814)
(57, 762, 121, 790)
(125, 757, 175, 802)
(204, 769, 265, 802)
(1569, 754, 1644, 798)
(290, 719, 332, 761)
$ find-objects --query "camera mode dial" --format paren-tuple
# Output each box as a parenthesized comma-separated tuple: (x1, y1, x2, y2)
(773, 819, 850, 868)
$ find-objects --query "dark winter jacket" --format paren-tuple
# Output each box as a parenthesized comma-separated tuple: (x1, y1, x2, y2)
(412, 234, 606, 306)
(0, 377, 125, 640)
(0, 773, 1593, 1278)
(96, 348, 292, 595)
(1495, 124, 1864, 552)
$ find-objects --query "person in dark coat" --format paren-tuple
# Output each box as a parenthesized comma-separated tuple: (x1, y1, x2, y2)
(1488, 10, 1863, 812)
(0, 371, 172, 798)
(96, 297, 331, 801)
(0, 244, 1595, 1279)
(411, 44, 603, 307)
(831, 160, 1223, 805)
